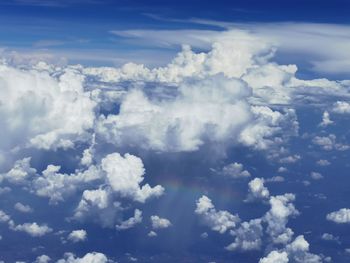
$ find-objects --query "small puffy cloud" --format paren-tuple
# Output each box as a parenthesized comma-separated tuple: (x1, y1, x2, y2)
(150, 215, 172, 229)
(310, 172, 323, 180)
(14, 202, 33, 213)
(57, 252, 108, 263)
(0, 158, 36, 184)
(319, 111, 333, 127)
(148, 231, 157, 237)
(195, 195, 240, 234)
(67, 230, 87, 243)
(316, 159, 330, 166)
(286, 235, 322, 263)
(279, 154, 300, 164)
(333, 101, 350, 114)
(34, 255, 51, 263)
(116, 209, 143, 230)
(312, 134, 349, 151)
(278, 167, 288, 173)
(327, 208, 350, 223)
(222, 162, 251, 178)
(247, 178, 270, 201)
(226, 219, 263, 251)
(0, 210, 11, 223)
(101, 153, 164, 203)
(10, 222, 52, 237)
(264, 194, 299, 244)
(266, 176, 285, 183)
(259, 251, 289, 263)
(321, 233, 340, 244)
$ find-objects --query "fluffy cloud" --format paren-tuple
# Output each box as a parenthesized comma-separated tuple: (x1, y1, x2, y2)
(264, 194, 299, 244)
(319, 111, 333, 127)
(312, 134, 349, 151)
(101, 153, 164, 203)
(150, 215, 172, 229)
(333, 101, 350, 114)
(327, 208, 350, 223)
(67, 230, 87, 243)
(116, 209, 142, 230)
(34, 255, 51, 263)
(0, 65, 96, 153)
(221, 162, 251, 178)
(259, 251, 289, 263)
(10, 222, 52, 237)
(14, 202, 33, 213)
(226, 219, 263, 251)
(247, 178, 270, 201)
(57, 252, 108, 263)
(0, 158, 36, 184)
(195, 195, 240, 234)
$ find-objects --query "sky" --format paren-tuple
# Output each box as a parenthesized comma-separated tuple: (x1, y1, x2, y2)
(0, 1, 350, 263)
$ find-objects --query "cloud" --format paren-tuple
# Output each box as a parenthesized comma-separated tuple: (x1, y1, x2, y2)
(116, 209, 143, 230)
(150, 215, 172, 229)
(14, 202, 33, 213)
(264, 194, 299, 244)
(195, 195, 240, 234)
(67, 230, 87, 243)
(327, 208, 350, 223)
(0, 64, 96, 153)
(221, 162, 251, 178)
(332, 101, 350, 114)
(57, 252, 108, 263)
(226, 219, 263, 251)
(319, 111, 333, 127)
(101, 153, 164, 203)
(312, 134, 349, 151)
(34, 255, 51, 263)
(10, 222, 52, 237)
(259, 251, 289, 263)
(246, 178, 270, 201)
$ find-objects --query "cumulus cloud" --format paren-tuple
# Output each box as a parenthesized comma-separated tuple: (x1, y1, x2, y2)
(34, 255, 51, 263)
(67, 230, 87, 243)
(101, 153, 164, 203)
(10, 222, 52, 237)
(57, 252, 108, 263)
(116, 209, 143, 230)
(312, 134, 349, 151)
(0, 65, 96, 153)
(259, 251, 289, 263)
(327, 208, 350, 223)
(225, 219, 263, 251)
(150, 215, 172, 229)
(14, 202, 33, 213)
(319, 111, 333, 127)
(221, 162, 251, 178)
(333, 101, 350, 114)
(247, 178, 270, 201)
(195, 195, 240, 234)
(264, 194, 299, 244)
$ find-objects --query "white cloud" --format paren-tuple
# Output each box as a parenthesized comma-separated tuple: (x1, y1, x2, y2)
(333, 101, 350, 114)
(0, 158, 36, 184)
(195, 195, 240, 234)
(312, 134, 349, 151)
(57, 252, 108, 263)
(226, 219, 263, 251)
(14, 202, 33, 213)
(67, 230, 87, 243)
(222, 162, 251, 178)
(319, 111, 333, 127)
(116, 209, 142, 230)
(34, 255, 51, 263)
(316, 159, 330, 166)
(327, 208, 350, 223)
(148, 231, 157, 237)
(321, 233, 340, 243)
(0, 65, 96, 153)
(10, 222, 52, 237)
(259, 251, 289, 263)
(150, 215, 172, 229)
(310, 172, 323, 180)
(101, 153, 164, 203)
(264, 194, 299, 244)
(0, 210, 11, 223)
(247, 178, 270, 201)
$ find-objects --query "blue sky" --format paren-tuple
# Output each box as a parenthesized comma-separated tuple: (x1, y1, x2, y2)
(0, 1, 350, 263)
